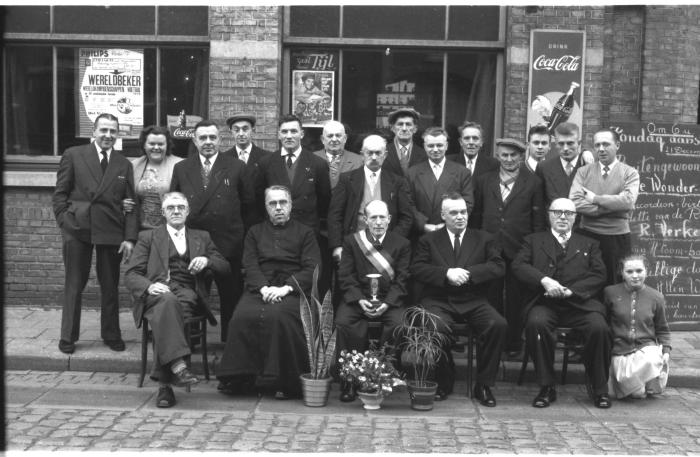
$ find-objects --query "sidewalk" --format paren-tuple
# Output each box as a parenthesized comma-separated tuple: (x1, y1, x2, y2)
(5, 307, 700, 387)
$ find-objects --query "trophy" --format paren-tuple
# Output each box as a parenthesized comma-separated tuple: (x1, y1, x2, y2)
(366, 273, 382, 309)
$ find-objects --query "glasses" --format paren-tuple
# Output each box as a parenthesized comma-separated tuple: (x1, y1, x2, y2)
(548, 210, 576, 218)
(164, 205, 187, 212)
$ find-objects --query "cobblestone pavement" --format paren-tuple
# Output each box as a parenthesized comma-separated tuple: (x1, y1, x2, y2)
(6, 370, 700, 453)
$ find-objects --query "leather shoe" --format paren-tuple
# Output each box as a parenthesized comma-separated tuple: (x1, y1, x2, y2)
(473, 384, 496, 407)
(594, 393, 612, 409)
(274, 391, 290, 400)
(156, 386, 176, 408)
(104, 339, 125, 352)
(434, 389, 448, 401)
(533, 385, 557, 408)
(172, 368, 199, 388)
(58, 340, 75, 354)
(339, 380, 356, 402)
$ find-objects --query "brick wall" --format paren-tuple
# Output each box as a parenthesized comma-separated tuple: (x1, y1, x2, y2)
(209, 6, 281, 152)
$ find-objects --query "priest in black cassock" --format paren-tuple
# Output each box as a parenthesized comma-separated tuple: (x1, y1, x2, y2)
(217, 185, 320, 399)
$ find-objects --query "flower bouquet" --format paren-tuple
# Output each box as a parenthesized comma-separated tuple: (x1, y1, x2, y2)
(338, 346, 405, 409)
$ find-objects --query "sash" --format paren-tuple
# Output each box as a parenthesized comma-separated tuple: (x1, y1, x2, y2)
(354, 231, 395, 281)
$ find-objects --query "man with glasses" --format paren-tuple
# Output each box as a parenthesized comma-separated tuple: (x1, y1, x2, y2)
(513, 198, 612, 409)
(125, 192, 230, 408)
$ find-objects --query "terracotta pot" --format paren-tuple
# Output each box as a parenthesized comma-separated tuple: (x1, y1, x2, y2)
(299, 374, 331, 407)
(357, 390, 384, 410)
(407, 380, 438, 411)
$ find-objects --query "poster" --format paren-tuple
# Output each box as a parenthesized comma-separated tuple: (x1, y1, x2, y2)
(78, 48, 144, 138)
(613, 122, 700, 327)
(527, 30, 585, 135)
(291, 51, 337, 127)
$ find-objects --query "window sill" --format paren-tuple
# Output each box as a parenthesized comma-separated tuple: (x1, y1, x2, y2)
(3, 171, 56, 187)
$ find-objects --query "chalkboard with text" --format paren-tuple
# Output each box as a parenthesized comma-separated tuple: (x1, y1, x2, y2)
(612, 122, 700, 327)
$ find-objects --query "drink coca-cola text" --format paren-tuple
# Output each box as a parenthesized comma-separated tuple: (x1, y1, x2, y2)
(533, 54, 581, 72)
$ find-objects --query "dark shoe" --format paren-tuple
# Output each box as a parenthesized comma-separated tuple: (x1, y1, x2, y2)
(172, 368, 199, 388)
(533, 385, 557, 408)
(594, 393, 612, 409)
(274, 391, 290, 400)
(339, 381, 356, 402)
(156, 386, 176, 408)
(473, 384, 496, 407)
(434, 389, 448, 401)
(58, 340, 75, 354)
(104, 339, 125, 352)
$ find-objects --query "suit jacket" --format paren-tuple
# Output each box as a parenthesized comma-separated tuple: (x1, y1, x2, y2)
(170, 152, 254, 259)
(259, 148, 331, 232)
(223, 143, 272, 228)
(447, 152, 500, 178)
(337, 231, 411, 308)
(382, 141, 428, 177)
(124, 225, 231, 327)
(406, 160, 474, 233)
(327, 167, 414, 248)
(313, 148, 364, 189)
(52, 143, 139, 245)
(535, 154, 587, 207)
(411, 227, 505, 311)
(512, 230, 607, 317)
(469, 166, 546, 259)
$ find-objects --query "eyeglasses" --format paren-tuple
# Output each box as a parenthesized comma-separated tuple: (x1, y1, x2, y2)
(164, 205, 187, 212)
(548, 210, 576, 218)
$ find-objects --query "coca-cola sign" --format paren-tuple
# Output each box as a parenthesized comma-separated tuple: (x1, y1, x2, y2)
(533, 54, 581, 72)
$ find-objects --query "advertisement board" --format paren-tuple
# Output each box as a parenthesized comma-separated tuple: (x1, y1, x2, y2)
(291, 51, 338, 127)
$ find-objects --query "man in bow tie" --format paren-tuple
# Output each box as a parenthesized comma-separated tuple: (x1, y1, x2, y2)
(512, 197, 612, 409)
(336, 199, 411, 402)
(125, 192, 230, 408)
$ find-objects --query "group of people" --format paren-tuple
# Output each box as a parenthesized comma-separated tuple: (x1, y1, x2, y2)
(52, 108, 671, 409)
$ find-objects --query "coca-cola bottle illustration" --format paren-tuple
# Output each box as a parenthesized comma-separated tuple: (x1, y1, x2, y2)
(178, 109, 186, 129)
(547, 82, 580, 134)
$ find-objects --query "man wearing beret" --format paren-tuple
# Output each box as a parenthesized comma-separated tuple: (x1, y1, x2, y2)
(470, 137, 546, 356)
(382, 108, 427, 177)
(224, 113, 272, 229)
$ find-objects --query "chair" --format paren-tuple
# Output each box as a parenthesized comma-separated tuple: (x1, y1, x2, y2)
(451, 323, 475, 398)
(517, 326, 584, 385)
(138, 314, 210, 388)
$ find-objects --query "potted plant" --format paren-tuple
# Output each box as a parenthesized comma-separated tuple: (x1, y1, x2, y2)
(337, 345, 405, 410)
(395, 306, 449, 411)
(292, 266, 336, 407)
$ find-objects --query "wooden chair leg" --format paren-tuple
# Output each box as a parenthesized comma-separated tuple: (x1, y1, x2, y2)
(561, 345, 569, 385)
(467, 334, 474, 398)
(184, 321, 192, 393)
(139, 320, 149, 388)
(517, 347, 529, 385)
(201, 320, 209, 381)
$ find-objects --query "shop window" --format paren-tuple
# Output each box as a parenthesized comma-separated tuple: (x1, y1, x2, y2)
(54, 6, 156, 35)
(448, 6, 501, 42)
(3, 6, 50, 33)
(289, 6, 339, 38)
(343, 6, 445, 40)
(158, 6, 209, 36)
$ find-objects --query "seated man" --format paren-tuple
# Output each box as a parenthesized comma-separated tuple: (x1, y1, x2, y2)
(336, 199, 411, 402)
(512, 197, 612, 409)
(217, 185, 321, 399)
(125, 192, 230, 408)
(410, 192, 507, 406)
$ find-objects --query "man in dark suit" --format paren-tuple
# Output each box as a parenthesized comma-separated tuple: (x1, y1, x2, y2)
(336, 199, 411, 402)
(170, 120, 254, 342)
(327, 134, 413, 265)
(52, 113, 139, 354)
(125, 192, 230, 408)
(258, 114, 331, 234)
(470, 137, 546, 355)
(382, 108, 428, 177)
(223, 112, 272, 229)
(536, 122, 590, 208)
(411, 193, 507, 406)
(446, 121, 499, 178)
(406, 127, 474, 241)
(512, 198, 612, 409)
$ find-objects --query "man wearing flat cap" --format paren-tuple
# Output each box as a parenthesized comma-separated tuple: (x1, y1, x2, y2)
(470, 137, 546, 356)
(224, 113, 272, 229)
(382, 108, 427, 177)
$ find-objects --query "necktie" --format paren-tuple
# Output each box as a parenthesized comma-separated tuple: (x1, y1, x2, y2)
(202, 158, 211, 188)
(174, 230, 186, 255)
(100, 150, 108, 174)
(501, 177, 515, 201)
(453, 233, 461, 261)
(466, 157, 474, 173)
(239, 151, 248, 164)
(369, 172, 378, 194)
(329, 154, 340, 175)
(372, 236, 382, 250)
(432, 163, 441, 180)
(603, 165, 610, 179)
(286, 153, 294, 169)
(559, 232, 568, 249)
(564, 161, 573, 176)
(400, 146, 408, 160)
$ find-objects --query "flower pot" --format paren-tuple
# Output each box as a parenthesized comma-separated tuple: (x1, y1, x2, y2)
(407, 380, 438, 411)
(357, 390, 384, 410)
(299, 374, 331, 407)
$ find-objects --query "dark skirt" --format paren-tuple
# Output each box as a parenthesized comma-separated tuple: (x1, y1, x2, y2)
(217, 291, 309, 396)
